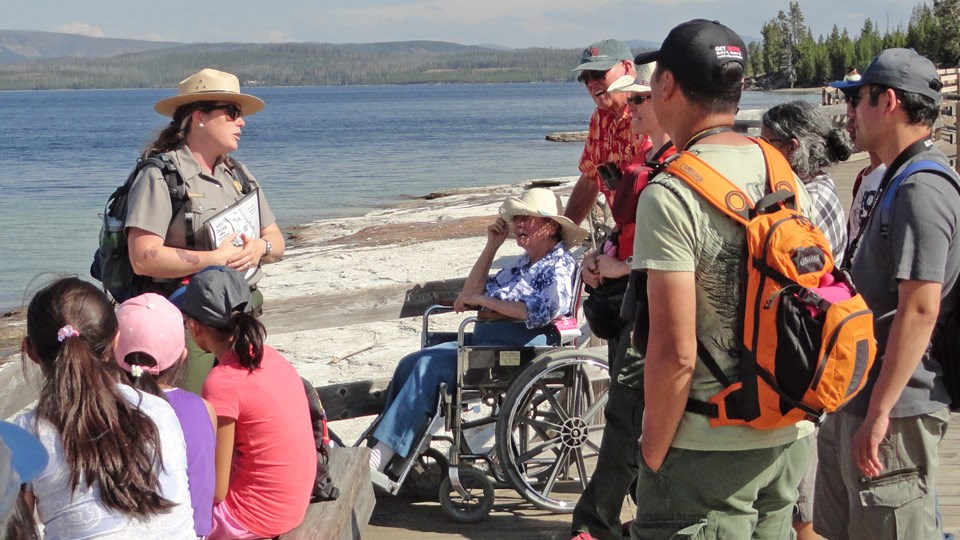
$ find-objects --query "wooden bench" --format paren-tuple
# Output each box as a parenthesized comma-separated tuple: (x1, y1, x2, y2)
(278, 447, 375, 540)
(278, 380, 392, 540)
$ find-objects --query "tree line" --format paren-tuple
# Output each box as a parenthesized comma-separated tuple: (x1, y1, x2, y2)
(0, 42, 583, 90)
(2, 2, 957, 92)
(750, 0, 959, 88)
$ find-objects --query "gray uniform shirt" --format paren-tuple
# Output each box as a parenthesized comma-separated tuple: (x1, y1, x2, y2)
(849, 144, 959, 417)
(125, 145, 276, 286)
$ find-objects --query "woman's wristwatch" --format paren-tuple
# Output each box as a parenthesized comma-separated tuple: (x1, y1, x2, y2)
(263, 239, 273, 256)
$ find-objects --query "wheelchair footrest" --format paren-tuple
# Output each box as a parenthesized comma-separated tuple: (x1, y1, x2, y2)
(370, 469, 401, 495)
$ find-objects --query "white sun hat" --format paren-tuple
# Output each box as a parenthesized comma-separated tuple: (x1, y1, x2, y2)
(607, 61, 657, 94)
(498, 188, 589, 248)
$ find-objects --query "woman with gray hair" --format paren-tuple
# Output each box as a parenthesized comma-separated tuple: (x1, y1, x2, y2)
(761, 101, 853, 540)
(761, 100, 852, 264)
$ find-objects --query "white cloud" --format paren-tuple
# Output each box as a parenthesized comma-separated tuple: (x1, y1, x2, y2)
(262, 30, 294, 43)
(54, 22, 105, 37)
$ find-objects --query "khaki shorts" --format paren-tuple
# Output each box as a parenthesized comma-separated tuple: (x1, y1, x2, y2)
(794, 428, 818, 523)
(630, 435, 811, 539)
(814, 407, 949, 540)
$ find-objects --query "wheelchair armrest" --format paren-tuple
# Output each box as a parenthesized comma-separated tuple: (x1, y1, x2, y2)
(422, 304, 457, 349)
(424, 304, 456, 318)
(457, 317, 479, 346)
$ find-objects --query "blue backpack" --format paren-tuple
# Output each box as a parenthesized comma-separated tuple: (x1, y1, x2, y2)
(878, 159, 960, 411)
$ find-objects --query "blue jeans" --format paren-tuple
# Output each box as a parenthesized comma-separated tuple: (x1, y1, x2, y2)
(372, 321, 555, 458)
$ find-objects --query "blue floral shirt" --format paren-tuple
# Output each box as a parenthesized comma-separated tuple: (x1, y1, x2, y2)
(484, 242, 577, 328)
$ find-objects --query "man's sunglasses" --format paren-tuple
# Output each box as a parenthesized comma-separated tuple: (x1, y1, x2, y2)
(202, 103, 243, 121)
(627, 95, 652, 105)
(577, 70, 609, 84)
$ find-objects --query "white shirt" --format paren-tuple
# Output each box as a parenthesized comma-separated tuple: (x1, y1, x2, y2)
(15, 385, 195, 540)
(847, 163, 887, 259)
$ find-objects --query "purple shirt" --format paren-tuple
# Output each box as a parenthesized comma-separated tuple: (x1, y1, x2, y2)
(166, 388, 215, 536)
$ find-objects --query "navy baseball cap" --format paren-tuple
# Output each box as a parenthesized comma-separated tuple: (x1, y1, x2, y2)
(830, 48, 942, 104)
(170, 266, 250, 328)
(634, 19, 746, 90)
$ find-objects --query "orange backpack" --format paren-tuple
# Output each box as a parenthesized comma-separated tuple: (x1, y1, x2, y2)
(666, 139, 876, 430)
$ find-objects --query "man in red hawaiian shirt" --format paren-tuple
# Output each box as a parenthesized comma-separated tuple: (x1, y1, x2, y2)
(564, 39, 640, 225)
(568, 39, 648, 540)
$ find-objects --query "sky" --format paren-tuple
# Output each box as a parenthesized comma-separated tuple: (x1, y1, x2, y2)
(0, 0, 923, 48)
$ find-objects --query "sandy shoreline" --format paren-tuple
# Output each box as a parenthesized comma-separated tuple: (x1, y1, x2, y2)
(0, 175, 579, 434)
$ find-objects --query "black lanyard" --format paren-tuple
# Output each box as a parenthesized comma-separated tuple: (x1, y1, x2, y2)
(683, 126, 735, 151)
(843, 136, 933, 268)
(647, 140, 675, 165)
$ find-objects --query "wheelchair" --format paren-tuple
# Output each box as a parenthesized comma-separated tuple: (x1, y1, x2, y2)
(361, 298, 610, 523)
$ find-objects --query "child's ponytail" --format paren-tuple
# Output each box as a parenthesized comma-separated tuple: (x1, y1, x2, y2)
(229, 312, 266, 371)
(26, 278, 173, 516)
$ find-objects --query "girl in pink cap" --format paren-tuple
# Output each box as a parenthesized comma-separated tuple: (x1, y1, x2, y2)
(115, 292, 217, 538)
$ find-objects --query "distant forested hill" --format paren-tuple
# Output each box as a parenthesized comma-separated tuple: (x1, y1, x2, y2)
(0, 30, 181, 63)
(0, 31, 660, 90)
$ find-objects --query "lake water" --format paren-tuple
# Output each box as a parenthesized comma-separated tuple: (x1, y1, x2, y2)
(0, 84, 819, 311)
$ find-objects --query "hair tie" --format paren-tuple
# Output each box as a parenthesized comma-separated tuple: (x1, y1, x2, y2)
(129, 365, 144, 379)
(57, 325, 80, 342)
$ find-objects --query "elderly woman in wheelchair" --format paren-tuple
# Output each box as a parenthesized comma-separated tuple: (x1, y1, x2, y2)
(367, 188, 589, 474)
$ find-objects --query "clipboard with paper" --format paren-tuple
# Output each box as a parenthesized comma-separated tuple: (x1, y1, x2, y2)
(205, 188, 261, 280)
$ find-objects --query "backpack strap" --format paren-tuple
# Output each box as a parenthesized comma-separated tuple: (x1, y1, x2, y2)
(665, 151, 752, 226)
(664, 138, 799, 226)
(878, 159, 960, 239)
(141, 154, 195, 247)
(230, 160, 253, 195)
(750, 136, 800, 210)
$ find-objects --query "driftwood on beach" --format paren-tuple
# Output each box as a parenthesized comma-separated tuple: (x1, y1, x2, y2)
(261, 278, 466, 334)
(545, 131, 588, 142)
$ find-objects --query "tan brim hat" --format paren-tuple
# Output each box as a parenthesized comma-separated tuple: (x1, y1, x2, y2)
(607, 61, 657, 94)
(498, 188, 589, 249)
(154, 68, 265, 117)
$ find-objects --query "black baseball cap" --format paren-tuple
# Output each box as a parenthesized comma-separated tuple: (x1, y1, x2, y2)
(830, 48, 942, 105)
(634, 19, 746, 89)
(170, 266, 250, 328)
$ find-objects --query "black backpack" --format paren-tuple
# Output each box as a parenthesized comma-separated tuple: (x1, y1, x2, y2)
(91, 154, 251, 302)
(301, 378, 340, 501)
(876, 159, 960, 411)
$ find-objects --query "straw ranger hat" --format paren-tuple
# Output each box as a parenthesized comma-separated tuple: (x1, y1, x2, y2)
(498, 188, 589, 248)
(154, 68, 265, 117)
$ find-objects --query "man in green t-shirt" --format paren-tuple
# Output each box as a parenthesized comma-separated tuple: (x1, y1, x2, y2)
(628, 19, 814, 538)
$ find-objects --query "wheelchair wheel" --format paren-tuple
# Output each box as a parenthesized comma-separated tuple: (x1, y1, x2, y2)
(439, 467, 495, 523)
(495, 349, 608, 513)
(400, 447, 449, 500)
